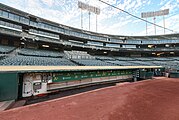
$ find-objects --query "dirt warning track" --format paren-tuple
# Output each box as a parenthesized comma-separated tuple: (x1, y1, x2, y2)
(0, 77, 179, 120)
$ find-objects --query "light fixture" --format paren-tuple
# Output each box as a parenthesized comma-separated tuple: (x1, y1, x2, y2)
(148, 45, 153, 48)
(42, 45, 49, 48)
(165, 44, 169, 47)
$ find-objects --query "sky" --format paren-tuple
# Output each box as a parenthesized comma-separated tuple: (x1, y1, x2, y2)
(0, 0, 179, 36)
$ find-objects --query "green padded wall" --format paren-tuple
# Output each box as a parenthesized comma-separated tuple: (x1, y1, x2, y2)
(0, 73, 18, 101)
(169, 72, 179, 78)
(53, 70, 133, 82)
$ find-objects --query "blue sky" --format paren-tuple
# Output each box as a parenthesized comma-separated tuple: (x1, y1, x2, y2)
(0, 0, 179, 36)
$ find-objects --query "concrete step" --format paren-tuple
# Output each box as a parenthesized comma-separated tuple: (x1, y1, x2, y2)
(9, 100, 26, 109)
(0, 100, 15, 111)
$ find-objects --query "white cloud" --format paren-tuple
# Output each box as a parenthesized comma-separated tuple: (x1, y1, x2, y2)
(40, 0, 54, 6)
(0, 0, 179, 36)
(138, 13, 179, 35)
(160, 0, 169, 5)
(160, 0, 178, 12)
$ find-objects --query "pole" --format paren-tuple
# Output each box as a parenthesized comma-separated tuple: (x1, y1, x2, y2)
(96, 14, 97, 32)
(89, 12, 91, 31)
(146, 18, 147, 35)
(81, 9, 83, 29)
(163, 15, 165, 34)
(153, 17, 156, 35)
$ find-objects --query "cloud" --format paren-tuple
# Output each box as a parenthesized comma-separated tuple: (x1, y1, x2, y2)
(40, 0, 54, 6)
(160, 0, 178, 13)
(0, 0, 179, 36)
(138, 13, 179, 36)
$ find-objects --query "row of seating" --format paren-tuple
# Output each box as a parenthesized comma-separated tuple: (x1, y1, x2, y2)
(18, 48, 64, 57)
(0, 45, 15, 53)
(106, 59, 179, 68)
(114, 57, 176, 61)
(115, 57, 135, 61)
(0, 46, 178, 67)
(1, 54, 179, 67)
(64, 50, 95, 59)
(0, 55, 76, 66)
(0, 54, 5, 59)
(95, 56, 115, 61)
(170, 57, 179, 60)
(72, 59, 115, 66)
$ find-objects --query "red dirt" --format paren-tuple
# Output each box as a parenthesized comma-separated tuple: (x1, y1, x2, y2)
(0, 77, 179, 120)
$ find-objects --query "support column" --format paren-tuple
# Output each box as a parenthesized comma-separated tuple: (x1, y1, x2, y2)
(81, 9, 83, 29)
(153, 17, 156, 35)
(163, 15, 165, 34)
(89, 12, 91, 31)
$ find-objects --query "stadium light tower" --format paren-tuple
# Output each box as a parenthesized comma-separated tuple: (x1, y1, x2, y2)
(141, 9, 169, 35)
(78, 1, 100, 32)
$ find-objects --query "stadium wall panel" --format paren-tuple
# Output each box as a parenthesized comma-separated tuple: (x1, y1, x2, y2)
(0, 72, 18, 101)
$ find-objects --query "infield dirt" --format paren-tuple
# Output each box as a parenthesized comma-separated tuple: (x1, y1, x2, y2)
(0, 77, 179, 120)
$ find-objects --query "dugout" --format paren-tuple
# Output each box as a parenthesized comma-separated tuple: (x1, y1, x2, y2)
(0, 66, 163, 102)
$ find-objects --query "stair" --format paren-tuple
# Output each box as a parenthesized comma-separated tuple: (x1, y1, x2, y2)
(7, 100, 26, 110)
(0, 100, 15, 111)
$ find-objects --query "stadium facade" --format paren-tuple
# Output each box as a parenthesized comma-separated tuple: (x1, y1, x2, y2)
(0, 3, 179, 67)
(0, 3, 178, 102)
